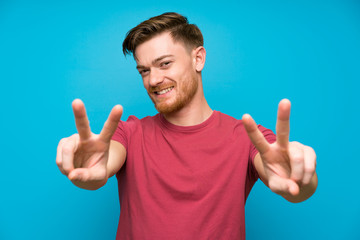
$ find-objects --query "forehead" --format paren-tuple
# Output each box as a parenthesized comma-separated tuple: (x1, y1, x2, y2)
(135, 32, 189, 64)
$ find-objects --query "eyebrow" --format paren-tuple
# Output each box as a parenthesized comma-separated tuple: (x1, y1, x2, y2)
(136, 54, 174, 69)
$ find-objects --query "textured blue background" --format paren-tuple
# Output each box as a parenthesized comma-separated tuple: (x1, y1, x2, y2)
(1, 1, 359, 239)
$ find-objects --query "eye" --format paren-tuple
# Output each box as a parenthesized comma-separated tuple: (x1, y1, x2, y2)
(139, 69, 149, 76)
(160, 61, 172, 68)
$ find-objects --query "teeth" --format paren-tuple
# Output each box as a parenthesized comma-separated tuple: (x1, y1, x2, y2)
(156, 87, 173, 95)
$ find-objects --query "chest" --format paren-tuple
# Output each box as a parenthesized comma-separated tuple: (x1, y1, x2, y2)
(124, 124, 252, 195)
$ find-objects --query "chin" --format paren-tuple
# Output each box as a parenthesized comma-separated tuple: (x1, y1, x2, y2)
(155, 100, 185, 114)
(156, 104, 181, 114)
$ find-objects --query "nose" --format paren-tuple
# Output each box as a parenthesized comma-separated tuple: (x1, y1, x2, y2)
(149, 68, 164, 87)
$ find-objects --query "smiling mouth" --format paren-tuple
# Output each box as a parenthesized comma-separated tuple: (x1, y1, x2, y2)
(154, 86, 174, 95)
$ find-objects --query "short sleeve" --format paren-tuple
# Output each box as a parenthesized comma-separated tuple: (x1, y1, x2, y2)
(111, 120, 128, 150)
(250, 125, 276, 161)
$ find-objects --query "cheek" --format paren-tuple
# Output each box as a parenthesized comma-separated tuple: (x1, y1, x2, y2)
(142, 77, 149, 89)
(173, 69, 190, 83)
(166, 68, 178, 79)
(169, 62, 189, 78)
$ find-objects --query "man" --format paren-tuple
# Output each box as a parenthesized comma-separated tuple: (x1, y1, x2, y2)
(56, 12, 317, 239)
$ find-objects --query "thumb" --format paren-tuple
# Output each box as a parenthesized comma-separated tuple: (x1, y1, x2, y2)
(268, 176, 300, 196)
(68, 168, 107, 182)
(287, 180, 300, 196)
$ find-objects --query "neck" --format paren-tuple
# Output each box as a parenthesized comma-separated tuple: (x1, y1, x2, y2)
(162, 84, 213, 126)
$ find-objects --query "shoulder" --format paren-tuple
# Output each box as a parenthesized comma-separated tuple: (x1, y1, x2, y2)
(113, 114, 158, 144)
(217, 111, 241, 122)
(120, 114, 159, 131)
(216, 111, 244, 129)
(217, 111, 274, 135)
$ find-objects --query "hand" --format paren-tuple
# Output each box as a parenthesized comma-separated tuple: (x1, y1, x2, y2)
(56, 99, 123, 189)
(242, 99, 317, 197)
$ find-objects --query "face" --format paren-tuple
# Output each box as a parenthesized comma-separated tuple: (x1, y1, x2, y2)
(135, 32, 199, 114)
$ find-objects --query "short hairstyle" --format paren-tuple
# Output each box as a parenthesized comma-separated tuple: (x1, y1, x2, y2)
(122, 12, 204, 57)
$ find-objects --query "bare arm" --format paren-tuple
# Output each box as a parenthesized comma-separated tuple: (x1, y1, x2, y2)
(107, 140, 127, 179)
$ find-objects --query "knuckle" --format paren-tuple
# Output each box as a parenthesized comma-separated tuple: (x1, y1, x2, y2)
(62, 164, 71, 173)
(291, 171, 302, 180)
(77, 173, 88, 182)
(55, 157, 62, 166)
(253, 139, 263, 147)
(291, 174, 302, 183)
(71, 133, 79, 138)
(62, 144, 74, 155)
(306, 146, 317, 159)
(58, 138, 65, 146)
(291, 154, 303, 164)
(306, 145, 315, 153)
(268, 180, 280, 194)
(57, 138, 66, 151)
(304, 164, 315, 174)
(291, 141, 300, 146)
(302, 176, 311, 185)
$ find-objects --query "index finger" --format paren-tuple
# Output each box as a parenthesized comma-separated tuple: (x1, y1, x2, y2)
(242, 114, 270, 154)
(276, 99, 291, 148)
(99, 105, 123, 142)
(72, 99, 92, 140)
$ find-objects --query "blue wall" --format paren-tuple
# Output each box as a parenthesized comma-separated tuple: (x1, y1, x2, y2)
(1, 1, 359, 239)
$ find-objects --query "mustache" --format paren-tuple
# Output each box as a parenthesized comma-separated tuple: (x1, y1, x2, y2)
(149, 83, 175, 93)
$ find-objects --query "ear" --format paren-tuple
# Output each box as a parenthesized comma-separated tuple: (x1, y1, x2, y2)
(193, 46, 206, 72)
